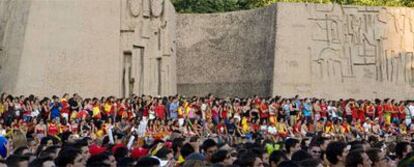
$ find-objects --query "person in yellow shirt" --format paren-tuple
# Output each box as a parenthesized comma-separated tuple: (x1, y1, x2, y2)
(276, 118, 288, 138)
(400, 123, 408, 135)
(0, 102, 4, 116)
(104, 100, 112, 116)
(92, 104, 101, 119)
(70, 111, 78, 121)
(324, 120, 334, 134)
(241, 117, 250, 134)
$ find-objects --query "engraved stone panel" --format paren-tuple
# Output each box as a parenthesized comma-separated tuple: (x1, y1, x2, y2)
(151, 0, 164, 17)
(128, 0, 141, 17)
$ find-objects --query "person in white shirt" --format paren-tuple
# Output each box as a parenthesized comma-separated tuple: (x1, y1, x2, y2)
(409, 101, 414, 120)
(328, 101, 338, 120)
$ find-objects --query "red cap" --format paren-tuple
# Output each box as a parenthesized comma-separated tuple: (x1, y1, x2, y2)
(89, 144, 106, 156)
(130, 147, 148, 159)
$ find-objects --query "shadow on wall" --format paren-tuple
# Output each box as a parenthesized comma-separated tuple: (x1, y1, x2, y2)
(0, 0, 32, 93)
(176, 5, 277, 97)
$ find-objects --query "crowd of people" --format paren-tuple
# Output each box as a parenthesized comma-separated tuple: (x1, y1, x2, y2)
(0, 93, 413, 167)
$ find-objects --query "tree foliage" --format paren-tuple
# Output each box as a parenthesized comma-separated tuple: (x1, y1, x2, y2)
(171, 0, 414, 13)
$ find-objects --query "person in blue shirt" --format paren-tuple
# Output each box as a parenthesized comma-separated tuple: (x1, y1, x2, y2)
(49, 96, 62, 120)
(303, 98, 313, 123)
(169, 97, 179, 120)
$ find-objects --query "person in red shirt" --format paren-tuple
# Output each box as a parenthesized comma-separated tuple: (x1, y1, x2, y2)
(399, 101, 406, 124)
(320, 100, 328, 120)
(78, 109, 89, 120)
(365, 101, 375, 121)
(220, 105, 228, 121)
(375, 100, 384, 125)
(216, 119, 227, 135)
(391, 100, 399, 124)
(70, 120, 79, 134)
(357, 105, 365, 123)
(292, 119, 302, 135)
(351, 102, 358, 122)
(259, 101, 269, 124)
(155, 100, 166, 120)
(61, 93, 70, 121)
(383, 99, 392, 125)
(47, 119, 59, 136)
(251, 119, 260, 133)
(117, 99, 127, 119)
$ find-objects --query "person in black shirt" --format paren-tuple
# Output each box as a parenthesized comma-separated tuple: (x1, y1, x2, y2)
(226, 118, 237, 136)
(68, 93, 80, 112)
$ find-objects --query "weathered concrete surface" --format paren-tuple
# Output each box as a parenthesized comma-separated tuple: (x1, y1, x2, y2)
(274, 3, 414, 100)
(0, 0, 177, 97)
(0, 0, 31, 96)
(120, 0, 177, 97)
(177, 3, 414, 100)
(177, 5, 277, 97)
(2, 1, 414, 99)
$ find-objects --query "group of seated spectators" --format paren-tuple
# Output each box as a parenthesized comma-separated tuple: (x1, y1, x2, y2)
(0, 92, 413, 167)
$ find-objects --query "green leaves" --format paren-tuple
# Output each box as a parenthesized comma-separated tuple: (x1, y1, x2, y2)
(171, 0, 242, 13)
(171, 0, 413, 13)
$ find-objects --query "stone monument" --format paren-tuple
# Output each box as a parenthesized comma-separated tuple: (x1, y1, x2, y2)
(2, 1, 414, 99)
(177, 3, 414, 100)
(0, 0, 177, 97)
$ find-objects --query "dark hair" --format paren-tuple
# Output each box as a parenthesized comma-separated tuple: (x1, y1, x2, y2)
(172, 137, 185, 155)
(398, 152, 414, 167)
(155, 147, 172, 159)
(39, 145, 61, 158)
(313, 136, 328, 148)
(211, 150, 229, 164)
(86, 152, 113, 167)
(285, 138, 299, 154)
(326, 141, 347, 165)
(114, 146, 129, 162)
(6, 155, 29, 167)
(55, 147, 81, 167)
(135, 156, 160, 167)
(75, 138, 89, 147)
(29, 156, 54, 167)
(117, 157, 136, 167)
(14, 146, 29, 156)
(396, 141, 410, 159)
(236, 151, 258, 167)
(180, 143, 195, 159)
(278, 160, 300, 167)
(299, 158, 322, 167)
(291, 150, 313, 162)
(366, 148, 381, 166)
(269, 150, 288, 166)
(202, 139, 217, 152)
(345, 150, 364, 167)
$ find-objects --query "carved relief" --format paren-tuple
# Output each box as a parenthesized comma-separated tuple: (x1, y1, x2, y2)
(306, 4, 414, 86)
(120, 0, 175, 96)
(150, 0, 164, 17)
(142, 0, 150, 17)
(128, 0, 141, 17)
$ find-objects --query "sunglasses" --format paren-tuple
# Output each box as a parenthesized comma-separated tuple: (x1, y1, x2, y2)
(312, 150, 321, 153)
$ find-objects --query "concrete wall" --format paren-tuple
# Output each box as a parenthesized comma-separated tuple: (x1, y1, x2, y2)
(177, 5, 277, 97)
(120, 0, 177, 97)
(274, 3, 414, 100)
(177, 3, 414, 100)
(3, 1, 414, 99)
(0, 0, 177, 97)
(0, 0, 121, 97)
(0, 0, 32, 96)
